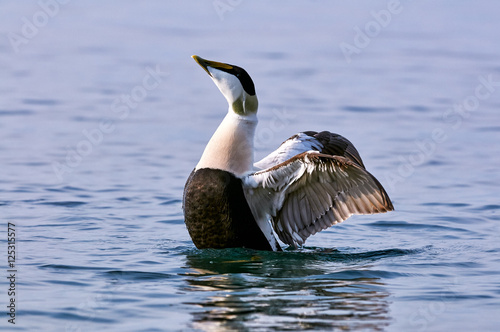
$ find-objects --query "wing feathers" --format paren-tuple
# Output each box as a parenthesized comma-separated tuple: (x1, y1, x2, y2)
(244, 151, 393, 247)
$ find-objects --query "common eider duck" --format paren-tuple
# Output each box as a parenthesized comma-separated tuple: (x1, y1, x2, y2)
(183, 55, 394, 251)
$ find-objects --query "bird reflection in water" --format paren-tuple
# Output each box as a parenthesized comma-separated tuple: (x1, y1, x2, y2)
(181, 248, 391, 331)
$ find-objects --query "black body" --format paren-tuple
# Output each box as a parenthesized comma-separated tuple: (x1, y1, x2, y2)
(183, 168, 274, 251)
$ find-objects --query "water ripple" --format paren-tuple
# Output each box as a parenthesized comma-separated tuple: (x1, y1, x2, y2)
(38, 201, 87, 207)
(341, 105, 395, 113)
(104, 270, 175, 280)
(369, 220, 471, 233)
(22, 98, 60, 106)
(0, 109, 35, 116)
(40, 264, 111, 271)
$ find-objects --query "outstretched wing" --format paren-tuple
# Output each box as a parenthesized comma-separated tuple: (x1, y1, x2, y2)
(244, 151, 393, 247)
(254, 131, 365, 170)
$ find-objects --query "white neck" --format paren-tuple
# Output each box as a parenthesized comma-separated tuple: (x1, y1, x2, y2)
(196, 109, 257, 176)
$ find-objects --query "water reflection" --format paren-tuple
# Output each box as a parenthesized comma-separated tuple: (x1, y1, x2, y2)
(182, 248, 392, 331)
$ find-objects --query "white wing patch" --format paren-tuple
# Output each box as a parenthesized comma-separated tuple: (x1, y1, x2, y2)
(254, 133, 323, 170)
(243, 151, 393, 248)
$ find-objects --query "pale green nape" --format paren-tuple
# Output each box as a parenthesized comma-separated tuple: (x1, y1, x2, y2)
(245, 95, 258, 114)
(232, 98, 245, 115)
(231, 95, 258, 116)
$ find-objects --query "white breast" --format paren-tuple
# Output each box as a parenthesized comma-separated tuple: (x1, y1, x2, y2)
(196, 110, 258, 176)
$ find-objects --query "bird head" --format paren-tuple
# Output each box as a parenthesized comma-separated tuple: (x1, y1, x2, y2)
(192, 55, 258, 116)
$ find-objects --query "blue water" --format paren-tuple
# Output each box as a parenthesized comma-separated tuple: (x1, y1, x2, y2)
(1, 1, 500, 331)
